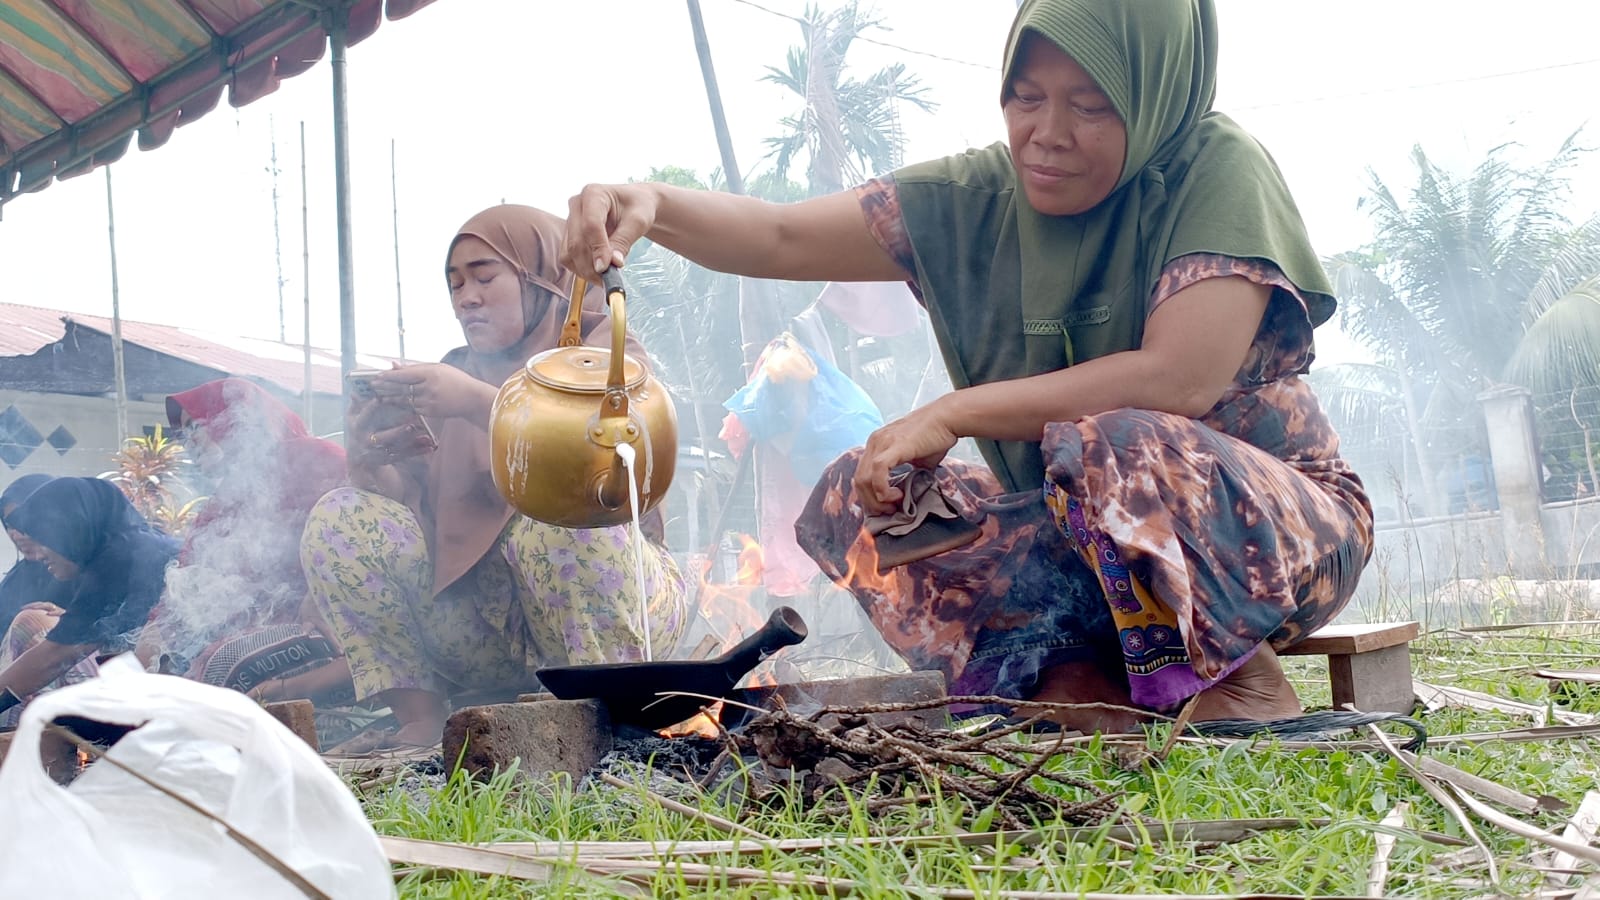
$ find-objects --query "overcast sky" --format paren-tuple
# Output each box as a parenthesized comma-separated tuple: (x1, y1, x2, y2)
(2, 0, 1597, 371)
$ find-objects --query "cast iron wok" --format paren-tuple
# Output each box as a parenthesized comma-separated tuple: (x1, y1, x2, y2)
(536, 606, 807, 730)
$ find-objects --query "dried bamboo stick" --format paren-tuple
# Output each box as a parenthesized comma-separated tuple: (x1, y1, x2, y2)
(381, 837, 1384, 900)
(1448, 788, 1600, 867)
(1550, 792, 1600, 877)
(1365, 723, 1502, 888)
(1366, 803, 1408, 897)
(596, 771, 770, 839)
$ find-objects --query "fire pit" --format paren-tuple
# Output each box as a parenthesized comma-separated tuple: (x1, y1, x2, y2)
(442, 670, 949, 785)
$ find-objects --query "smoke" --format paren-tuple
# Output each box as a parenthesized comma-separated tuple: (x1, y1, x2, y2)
(147, 401, 310, 672)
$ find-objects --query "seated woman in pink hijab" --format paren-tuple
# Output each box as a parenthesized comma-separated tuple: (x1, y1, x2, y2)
(301, 204, 687, 751)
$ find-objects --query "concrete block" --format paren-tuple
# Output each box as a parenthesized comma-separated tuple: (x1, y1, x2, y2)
(445, 698, 613, 782)
(264, 699, 319, 751)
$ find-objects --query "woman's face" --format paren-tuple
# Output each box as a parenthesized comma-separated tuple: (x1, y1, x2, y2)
(20, 536, 77, 580)
(447, 236, 527, 354)
(178, 412, 224, 473)
(1003, 34, 1127, 216)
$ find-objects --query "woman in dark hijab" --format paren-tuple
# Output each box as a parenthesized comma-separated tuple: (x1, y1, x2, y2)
(0, 475, 73, 633)
(0, 477, 179, 719)
(562, 0, 1371, 733)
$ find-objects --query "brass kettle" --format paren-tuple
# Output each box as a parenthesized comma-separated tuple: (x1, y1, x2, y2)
(489, 269, 678, 528)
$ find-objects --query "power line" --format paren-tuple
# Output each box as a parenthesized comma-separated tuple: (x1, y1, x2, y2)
(855, 33, 998, 71)
(1235, 57, 1600, 112)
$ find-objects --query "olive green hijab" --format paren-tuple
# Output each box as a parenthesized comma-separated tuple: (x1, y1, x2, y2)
(894, 0, 1334, 492)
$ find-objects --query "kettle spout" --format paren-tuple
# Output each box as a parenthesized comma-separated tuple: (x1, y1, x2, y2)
(596, 444, 634, 512)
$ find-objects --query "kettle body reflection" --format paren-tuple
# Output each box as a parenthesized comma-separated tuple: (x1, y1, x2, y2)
(489, 270, 677, 528)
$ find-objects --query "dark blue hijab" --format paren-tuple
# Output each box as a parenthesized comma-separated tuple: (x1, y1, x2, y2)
(7, 478, 178, 648)
(0, 475, 72, 632)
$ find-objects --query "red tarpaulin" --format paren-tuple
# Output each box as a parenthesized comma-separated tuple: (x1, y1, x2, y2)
(0, 0, 434, 210)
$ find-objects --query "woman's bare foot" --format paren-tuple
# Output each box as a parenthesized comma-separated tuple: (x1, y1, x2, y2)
(383, 687, 447, 748)
(1188, 645, 1302, 721)
(1025, 661, 1147, 734)
(392, 718, 445, 747)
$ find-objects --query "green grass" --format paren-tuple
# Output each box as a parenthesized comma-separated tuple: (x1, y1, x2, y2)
(364, 628, 1600, 898)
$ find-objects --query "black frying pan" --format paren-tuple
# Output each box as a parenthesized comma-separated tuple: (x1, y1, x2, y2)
(536, 606, 807, 730)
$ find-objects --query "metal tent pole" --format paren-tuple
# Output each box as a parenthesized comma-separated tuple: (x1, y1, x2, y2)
(301, 120, 314, 431)
(391, 137, 405, 361)
(105, 166, 129, 443)
(330, 8, 357, 418)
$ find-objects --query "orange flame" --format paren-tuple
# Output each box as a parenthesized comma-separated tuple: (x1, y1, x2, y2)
(734, 533, 764, 585)
(838, 528, 903, 598)
(667, 707, 724, 739)
(657, 533, 779, 737)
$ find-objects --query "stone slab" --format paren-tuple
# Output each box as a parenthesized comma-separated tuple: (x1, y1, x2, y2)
(1280, 621, 1419, 656)
(445, 698, 613, 783)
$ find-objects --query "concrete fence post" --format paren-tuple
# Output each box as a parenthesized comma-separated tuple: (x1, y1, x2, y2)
(1478, 385, 1546, 573)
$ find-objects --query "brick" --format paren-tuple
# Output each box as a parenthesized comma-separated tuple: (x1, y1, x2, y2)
(264, 699, 319, 751)
(445, 698, 613, 783)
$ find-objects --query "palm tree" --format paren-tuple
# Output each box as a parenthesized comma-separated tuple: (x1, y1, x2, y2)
(760, 2, 936, 196)
(1323, 136, 1600, 511)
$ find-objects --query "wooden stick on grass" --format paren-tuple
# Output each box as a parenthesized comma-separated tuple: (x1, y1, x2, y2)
(1364, 723, 1502, 888)
(381, 836, 1386, 899)
(1366, 802, 1408, 898)
(597, 771, 770, 839)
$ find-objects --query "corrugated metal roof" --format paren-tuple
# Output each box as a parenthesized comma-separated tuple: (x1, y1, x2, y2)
(0, 300, 401, 396)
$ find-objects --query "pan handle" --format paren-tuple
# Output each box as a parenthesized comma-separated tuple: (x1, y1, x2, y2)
(714, 606, 808, 687)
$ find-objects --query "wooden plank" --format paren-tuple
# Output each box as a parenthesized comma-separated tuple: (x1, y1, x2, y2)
(1280, 621, 1419, 656)
(1413, 755, 1567, 814)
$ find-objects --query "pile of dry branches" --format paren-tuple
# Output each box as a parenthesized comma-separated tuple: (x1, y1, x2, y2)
(714, 693, 1134, 831)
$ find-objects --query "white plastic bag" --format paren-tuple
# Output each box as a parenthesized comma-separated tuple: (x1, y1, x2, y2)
(0, 656, 395, 899)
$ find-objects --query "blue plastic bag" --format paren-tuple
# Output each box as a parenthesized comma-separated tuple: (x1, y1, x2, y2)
(725, 340, 883, 485)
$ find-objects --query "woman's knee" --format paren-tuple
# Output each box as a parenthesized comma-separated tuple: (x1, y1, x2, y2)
(6, 608, 58, 644)
(301, 487, 427, 576)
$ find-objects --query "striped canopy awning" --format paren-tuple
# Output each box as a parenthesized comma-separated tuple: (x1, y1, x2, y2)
(0, 0, 435, 210)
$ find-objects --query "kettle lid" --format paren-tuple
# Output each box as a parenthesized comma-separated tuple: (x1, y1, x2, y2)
(524, 346, 647, 394)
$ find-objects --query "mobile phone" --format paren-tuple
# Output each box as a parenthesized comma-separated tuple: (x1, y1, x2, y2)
(346, 369, 386, 399)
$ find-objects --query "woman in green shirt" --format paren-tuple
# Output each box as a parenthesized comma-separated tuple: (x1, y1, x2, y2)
(561, 0, 1371, 733)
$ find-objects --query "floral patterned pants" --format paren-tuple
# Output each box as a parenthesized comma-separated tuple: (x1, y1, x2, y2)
(301, 487, 688, 703)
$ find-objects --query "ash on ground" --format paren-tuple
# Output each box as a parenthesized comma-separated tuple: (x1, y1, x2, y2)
(591, 726, 726, 786)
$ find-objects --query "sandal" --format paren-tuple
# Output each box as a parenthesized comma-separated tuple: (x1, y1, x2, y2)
(323, 725, 440, 758)
(1186, 709, 1428, 752)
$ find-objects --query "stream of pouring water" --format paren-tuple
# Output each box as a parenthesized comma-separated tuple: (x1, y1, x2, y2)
(614, 442, 652, 662)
